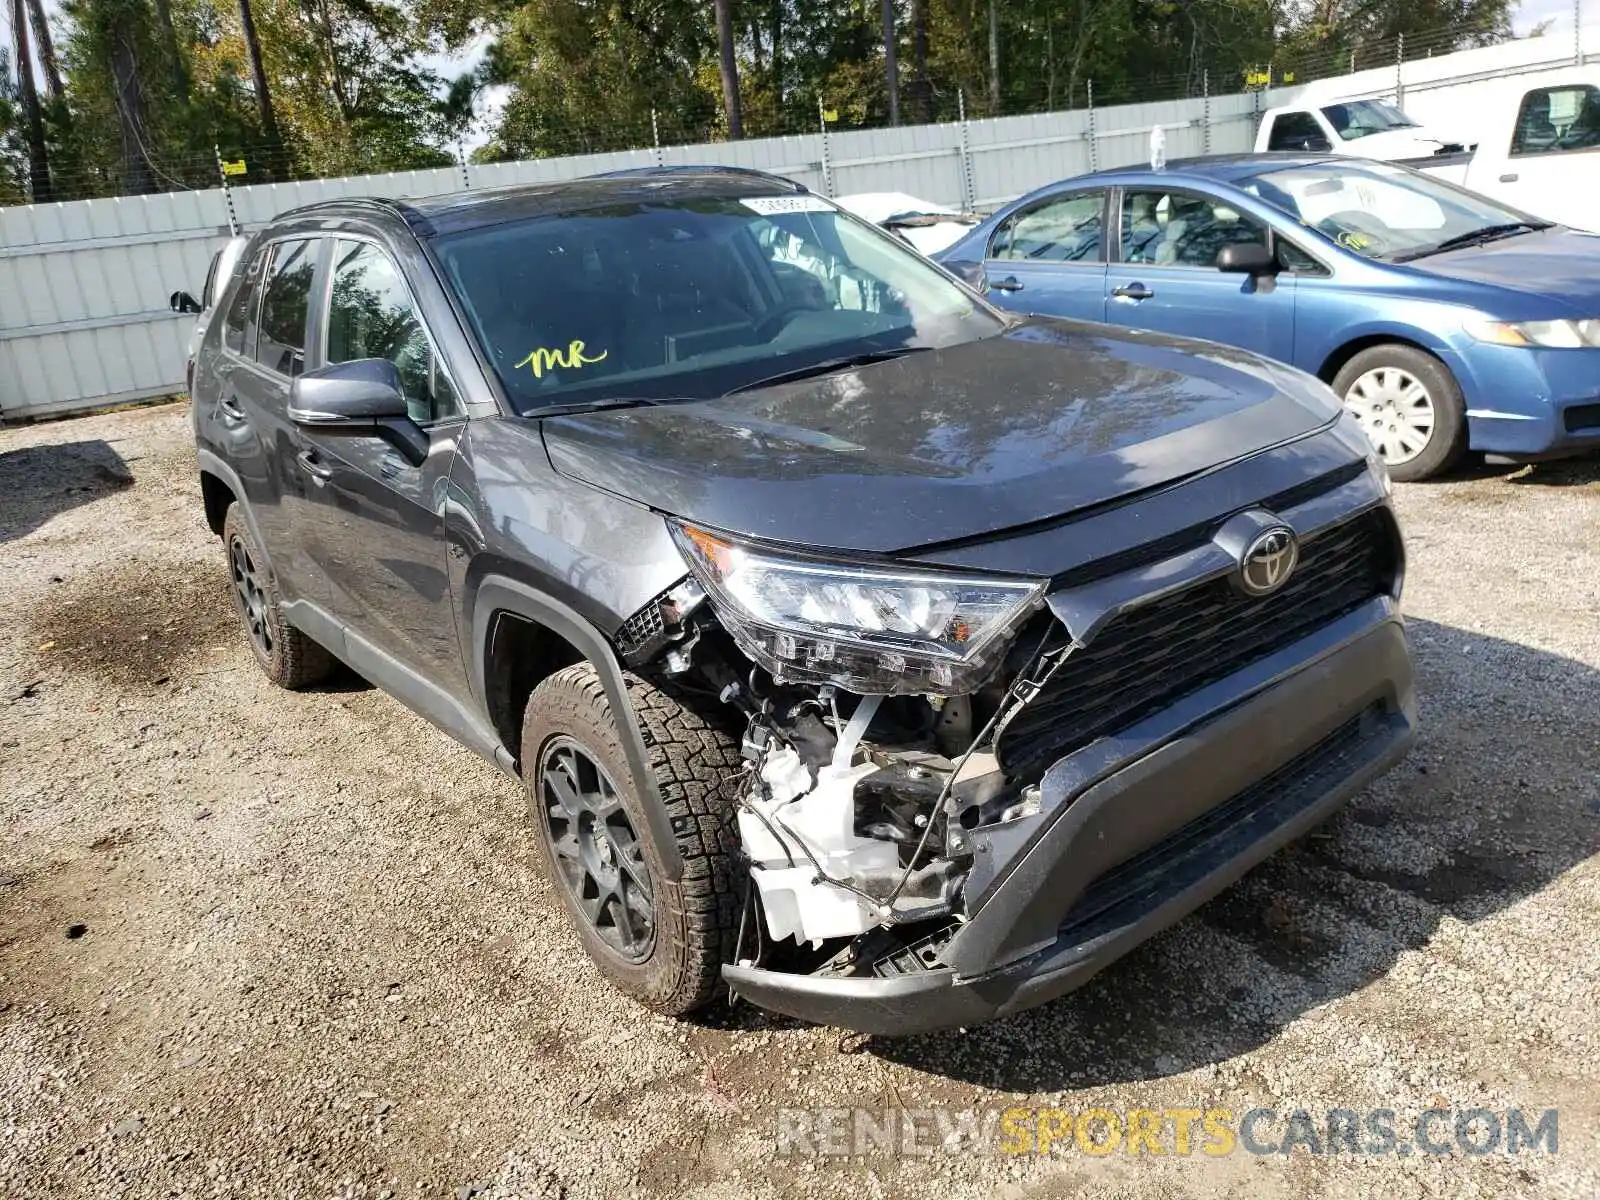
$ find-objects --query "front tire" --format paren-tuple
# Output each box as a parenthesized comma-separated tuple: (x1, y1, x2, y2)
(521, 663, 744, 1016)
(1333, 344, 1467, 482)
(221, 505, 333, 689)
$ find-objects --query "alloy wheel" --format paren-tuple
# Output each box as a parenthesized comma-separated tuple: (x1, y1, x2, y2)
(228, 535, 273, 658)
(539, 736, 656, 963)
(1344, 366, 1436, 466)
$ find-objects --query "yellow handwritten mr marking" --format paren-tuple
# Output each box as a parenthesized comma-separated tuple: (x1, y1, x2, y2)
(515, 340, 608, 379)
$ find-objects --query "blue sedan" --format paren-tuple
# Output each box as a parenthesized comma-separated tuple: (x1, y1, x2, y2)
(936, 153, 1600, 480)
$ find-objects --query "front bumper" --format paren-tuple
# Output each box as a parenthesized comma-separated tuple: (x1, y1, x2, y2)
(1455, 342, 1600, 457)
(723, 602, 1415, 1035)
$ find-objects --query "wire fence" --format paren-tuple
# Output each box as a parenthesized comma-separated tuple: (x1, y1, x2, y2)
(0, 18, 1570, 207)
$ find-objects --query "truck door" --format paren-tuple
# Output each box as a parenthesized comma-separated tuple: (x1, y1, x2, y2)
(1485, 82, 1600, 230)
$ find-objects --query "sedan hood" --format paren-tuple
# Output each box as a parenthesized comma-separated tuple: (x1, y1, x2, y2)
(540, 319, 1339, 555)
(1413, 229, 1600, 311)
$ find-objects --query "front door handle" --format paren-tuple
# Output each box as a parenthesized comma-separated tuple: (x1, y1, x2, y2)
(1498, 172, 1519, 183)
(989, 275, 1025, 292)
(1112, 282, 1155, 301)
(296, 448, 334, 482)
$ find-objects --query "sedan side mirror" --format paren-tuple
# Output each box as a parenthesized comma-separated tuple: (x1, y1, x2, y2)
(169, 290, 203, 315)
(1217, 243, 1278, 276)
(288, 358, 428, 466)
(943, 259, 989, 291)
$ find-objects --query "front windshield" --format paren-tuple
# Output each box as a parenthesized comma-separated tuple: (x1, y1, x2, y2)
(431, 195, 1002, 411)
(1321, 100, 1418, 140)
(1243, 161, 1545, 261)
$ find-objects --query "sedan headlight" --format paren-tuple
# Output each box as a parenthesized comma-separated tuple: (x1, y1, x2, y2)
(670, 523, 1045, 695)
(1463, 317, 1600, 349)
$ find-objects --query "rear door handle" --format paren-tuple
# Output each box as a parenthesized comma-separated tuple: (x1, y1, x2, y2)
(218, 395, 247, 425)
(1498, 172, 1519, 182)
(1112, 282, 1154, 301)
(989, 275, 1025, 292)
(296, 448, 334, 482)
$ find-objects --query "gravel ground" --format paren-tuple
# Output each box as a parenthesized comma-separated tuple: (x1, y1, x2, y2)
(1, 401, 1596, 1200)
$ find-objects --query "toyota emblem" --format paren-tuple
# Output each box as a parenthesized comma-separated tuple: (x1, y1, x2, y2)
(1238, 526, 1299, 596)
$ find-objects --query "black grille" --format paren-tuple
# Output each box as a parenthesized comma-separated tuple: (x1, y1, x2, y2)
(614, 601, 665, 658)
(998, 508, 1397, 776)
(1564, 403, 1600, 433)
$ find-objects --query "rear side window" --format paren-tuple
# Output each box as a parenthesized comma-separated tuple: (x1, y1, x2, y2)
(256, 240, 317, 377)
(1511, 84, 1600, 155)
(1267, 111, 1327, 151)
(222, 249, 267, 356)
(990, 192, 1103, 262)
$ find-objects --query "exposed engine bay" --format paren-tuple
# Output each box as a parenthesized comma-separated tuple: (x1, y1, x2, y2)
(618, 562, 1078, 973)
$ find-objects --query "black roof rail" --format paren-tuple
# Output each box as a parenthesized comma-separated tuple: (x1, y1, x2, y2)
(266, 193, 429, 228)
(585, 164, 808, 192)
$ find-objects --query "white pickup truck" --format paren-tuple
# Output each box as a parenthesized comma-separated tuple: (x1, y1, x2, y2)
(1256, 69, 1600, 231)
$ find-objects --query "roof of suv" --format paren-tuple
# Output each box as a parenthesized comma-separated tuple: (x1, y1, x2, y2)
(276, 167, 811, 238)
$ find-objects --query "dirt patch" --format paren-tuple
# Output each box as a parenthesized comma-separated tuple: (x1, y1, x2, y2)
(24, 556, 236, 688)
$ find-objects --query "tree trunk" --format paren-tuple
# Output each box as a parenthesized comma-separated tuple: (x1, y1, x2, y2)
(909, 0, 930, 122)
(881, 0, 899, 124)
(769, 0, 782, 102)
(749, 11, 764, 71)
(714, 0, 743, 139)
(10, 0, 51, 200)
(316, 0, 351, 120)
(151, 0, 189, 101)
(106, 6, 156, 194)
(987, 0, 1000, 114)
(237, 0, 282, 156)
(22, 0, 62, 99)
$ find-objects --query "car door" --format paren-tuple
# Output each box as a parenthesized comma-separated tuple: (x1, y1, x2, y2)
(981, 189, 1108, 321)
(1491, 83, 1600, 229)
(293, 235, 469, 693)
(201, 239, 320, 603)
(1103, 186, 1297, 364)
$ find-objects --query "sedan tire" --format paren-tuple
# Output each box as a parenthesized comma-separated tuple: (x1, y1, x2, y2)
(1333, 344, 1467, 482)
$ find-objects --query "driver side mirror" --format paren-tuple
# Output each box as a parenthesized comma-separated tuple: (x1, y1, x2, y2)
(1217, 243, 1278, 276)
(943, 259, 989, 291)
(169, 290, 203, 315)
(288, 358, 429, 466)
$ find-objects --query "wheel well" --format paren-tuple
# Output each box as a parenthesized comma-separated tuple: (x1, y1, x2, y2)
(200, 470, 236, 536)
(1317, 334, 1437, 387)
(484, 611, 585, 760)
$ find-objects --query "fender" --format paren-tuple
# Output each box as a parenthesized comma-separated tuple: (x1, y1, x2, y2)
(196, 447, 278, 580)
(469, 575, 684, 883)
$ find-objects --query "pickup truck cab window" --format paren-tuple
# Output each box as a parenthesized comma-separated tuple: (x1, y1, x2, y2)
(1511, 84, 1600, 156)
(1267, 111, 1328, 151)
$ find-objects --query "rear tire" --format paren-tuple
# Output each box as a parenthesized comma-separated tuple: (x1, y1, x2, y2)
(521, 663, 745, 1016)
(221, 505, 333, 689)
(1333, 344, 1467, 482)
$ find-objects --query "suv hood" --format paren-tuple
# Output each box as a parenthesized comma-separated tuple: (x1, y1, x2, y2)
(540, 319, 1339, 555)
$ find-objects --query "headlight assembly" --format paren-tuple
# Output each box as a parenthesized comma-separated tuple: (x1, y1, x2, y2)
(1463, 317, 1600, 349)
(669, 523, 1045, 695)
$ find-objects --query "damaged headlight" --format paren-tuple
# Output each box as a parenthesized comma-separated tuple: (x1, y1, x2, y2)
(670, 523, 1044, 695)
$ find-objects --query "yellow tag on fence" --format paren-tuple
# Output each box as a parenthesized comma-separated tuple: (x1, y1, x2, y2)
(222, 159, 247, 177)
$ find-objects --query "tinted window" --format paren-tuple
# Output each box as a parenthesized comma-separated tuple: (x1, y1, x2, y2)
(256, 240, 316, 377)
(1121, 190, 1269, 268)
(1268, 111, 1327, 151)
(223, 249, 267, 356)
(432, 196, 1002, 413)
(327, 240, 460, 423)
(1511, 85, 1600, 155)
(990, 193, 1103, 262)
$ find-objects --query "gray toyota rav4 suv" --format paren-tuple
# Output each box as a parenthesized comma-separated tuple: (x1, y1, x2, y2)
(182, 166, 1415, 1034)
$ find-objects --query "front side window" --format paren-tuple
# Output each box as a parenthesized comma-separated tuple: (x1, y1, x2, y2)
(256, 240, 317, 378)
(430, 195, 1003, 413)
(1268, 111, 1328, 150)
(326, 240, 460, 423)
(1244, 161, 1547, 261)
(222, 249, 267, 356)
(990, 193, 1103, 262)
(1120, 190, 1269, 268)
(1511, 85, 1600, 155)
(1321, 100, 1417, 141)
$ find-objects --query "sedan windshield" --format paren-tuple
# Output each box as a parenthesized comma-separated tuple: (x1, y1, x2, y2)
(1321, 100, 1418, 140)
(1242, 161, 1550, 261)
(430, 195, 1003, 412)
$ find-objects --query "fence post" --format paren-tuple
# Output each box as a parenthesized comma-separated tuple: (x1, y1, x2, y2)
(652, 109, 664, 167)
(1086, 79, 1098, 171)
(1202, 70, 1211, 154)
(1395, 33, 1405, 107)
(1576, 0, 1583, 65)
(818, 97, 835, 197)
(954, 89, 977, 211)
(214, 144, 239, 237)
(456, 142, 471, 190)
